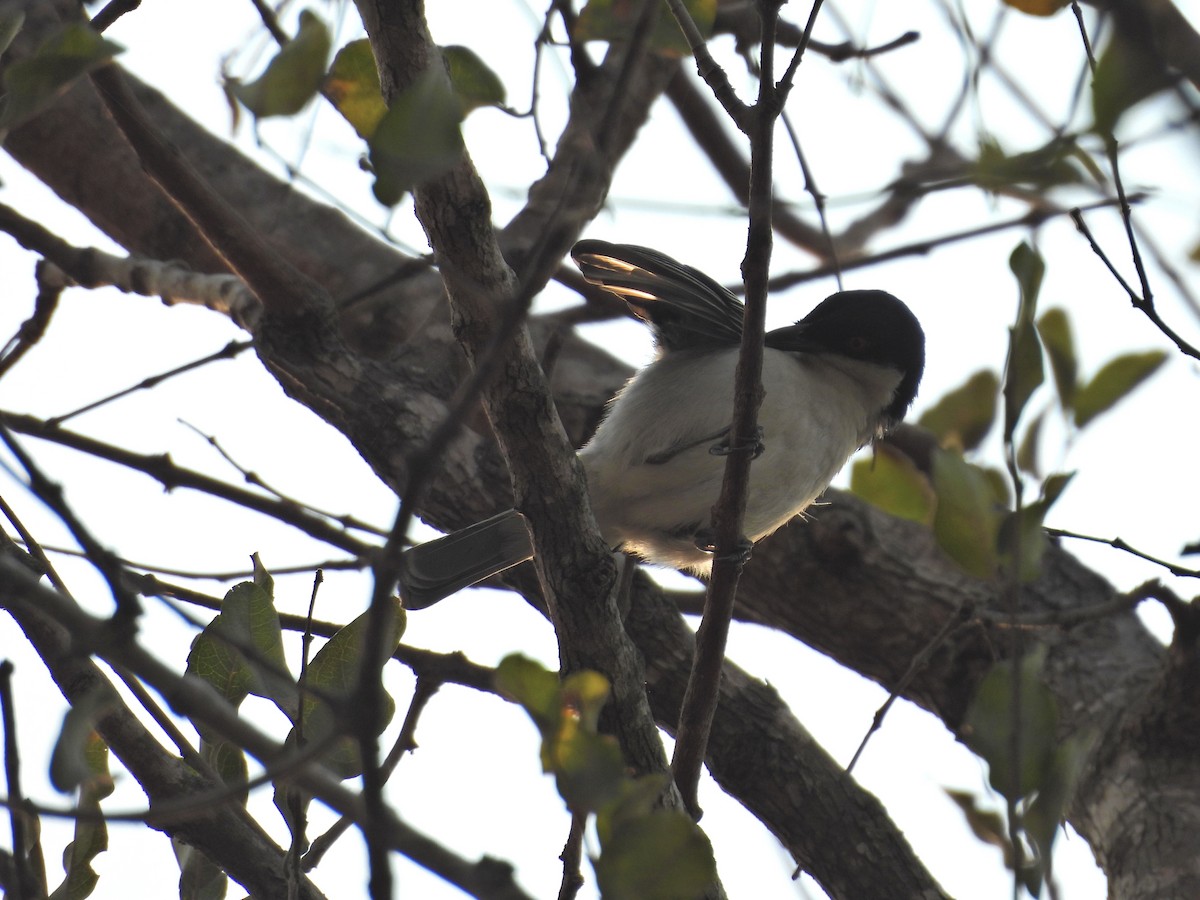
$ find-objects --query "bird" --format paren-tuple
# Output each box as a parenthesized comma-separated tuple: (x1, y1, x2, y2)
(400, 240, 925, 607)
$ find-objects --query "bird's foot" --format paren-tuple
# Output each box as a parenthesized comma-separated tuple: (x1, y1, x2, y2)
(708, 425, 765, 460)
(693, 529, 754, 566)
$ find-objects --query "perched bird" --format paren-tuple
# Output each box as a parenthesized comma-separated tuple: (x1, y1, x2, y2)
(401, 240, 925, 607)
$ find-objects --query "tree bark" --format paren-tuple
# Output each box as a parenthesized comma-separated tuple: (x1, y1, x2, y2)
(5, 3, 1199, 897)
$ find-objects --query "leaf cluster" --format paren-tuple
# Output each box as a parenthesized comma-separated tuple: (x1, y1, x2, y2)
(956, 650, 1094, 896)
(176, 556, 406, 895)
(853, 241, 1167, 583)
(224, 14, 507, 205)
(495, 655, 716, 900)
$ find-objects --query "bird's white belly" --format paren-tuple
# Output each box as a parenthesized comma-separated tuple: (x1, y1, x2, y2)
(579, 347, 895, 571)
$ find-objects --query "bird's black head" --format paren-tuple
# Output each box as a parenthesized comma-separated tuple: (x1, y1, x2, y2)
(768, 289, 926, 428)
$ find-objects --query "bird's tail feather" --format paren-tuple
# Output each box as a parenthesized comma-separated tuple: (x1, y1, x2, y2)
(400, 510, 533, 610)
(572, 240, 745, 350)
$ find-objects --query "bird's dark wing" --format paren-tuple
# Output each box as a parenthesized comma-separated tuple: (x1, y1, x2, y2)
(572, 240, 744, 352)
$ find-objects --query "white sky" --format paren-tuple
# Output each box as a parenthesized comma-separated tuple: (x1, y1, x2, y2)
(2, 0, 1198, 897)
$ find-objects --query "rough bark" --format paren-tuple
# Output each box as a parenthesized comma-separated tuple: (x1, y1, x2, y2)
(4, 1, 1199, 897)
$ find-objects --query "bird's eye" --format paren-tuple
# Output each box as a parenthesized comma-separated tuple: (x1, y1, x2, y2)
(847, 335, 871, 354)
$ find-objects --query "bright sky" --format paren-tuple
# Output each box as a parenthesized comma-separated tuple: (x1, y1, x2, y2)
(2, 0, 1198, 898)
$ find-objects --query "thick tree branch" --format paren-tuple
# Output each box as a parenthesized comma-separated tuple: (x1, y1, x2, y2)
(5, 2, 1198, 896)
(351, 0, 680, 800)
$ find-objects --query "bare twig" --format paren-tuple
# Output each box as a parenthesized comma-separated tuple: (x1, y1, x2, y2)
(0, 411, 372, 556)
(90, 0, 141, 33)
(1069, 209, 1200, 360)
(46, 341, 251, 427)
(770, 194, 1142, 291)
(0, 661, 47, 900)
(1046, 527, 1200, 579)
(665, 0, 751, 130)
(557, 811, 587, 900)
(0, 262, 60, 381)
(177, 420, 388, 537)
(846, 601, 974, 773)
(0, 425, 141, 627)
(671, 0, 788, 818)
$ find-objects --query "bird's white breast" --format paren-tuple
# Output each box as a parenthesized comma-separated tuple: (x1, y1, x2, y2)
(579, 347, 902, 571)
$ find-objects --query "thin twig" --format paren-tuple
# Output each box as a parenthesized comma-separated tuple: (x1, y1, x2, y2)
(248, 0, 290, 47)
(1046, 528, 1200, 579)
(0, 494, 71, 595)
(769, 194, 1142, 291)
(1067, 7, 1199, 362)
(670, 0, 787, 818)
(0, 425, 142, 627)
(46, 341, 250, 427)
(0, 264, 60, 381)
(557, 811, 587, 900)
(0, 410, 373, 556)
(177, 419, 388, 537)
(846, 601, 974, 773)
(90, 0, 141, 33)
(0, 661, 46, 900)
(1069, 209, 1200, 360)
(664, 0, 751, 129)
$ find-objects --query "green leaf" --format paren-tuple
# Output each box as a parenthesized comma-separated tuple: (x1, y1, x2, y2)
(997, 507, 1047, 584)
(186, 576, 298, 726)
(849, 443, 936, 525)
(595, 811, 716, 900)
(172, 838, 226, 900)
(251, 551, 274, 595)
(561, 669, 611, 732)
(1024, 731, 1095, 884)
(497, 656, 624, 812)
(971, 137, 1085, 193)
(962, 648, 1059, 802)
(324, 39, 387, 139)
(932, 449, 1002, 579)
(186, 616, 252, 713)
(981, 465, 1013, 509)
(495, 654, 562, 732)
(301, 599, 405, 716)
(230, 10, 331, 119)
(918, 369, 999, 452)
(549, 724, 625, 812)
(50, 691, 112, 794)
(0, 23, 123, 131)
(1073, 350, 1167, 427)
(368, 66, 464, 205)
(1015, 408, 1045, 477)
(49, 735, 111, 900)
(286, 600, 405, 779)
(202, 738, 249, 793)
(443, 45, 505, 114)
(575, 0, 717, 58)
(595, 775, 671, 847)
(1003, 243, 1046, 441)
(220, 580, 298, 718)
(998, 472, 1073, 582)
(1036, 308, 1077, 411)
(1091, 30, 1173, 135)
(0, 9, 24, 57)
